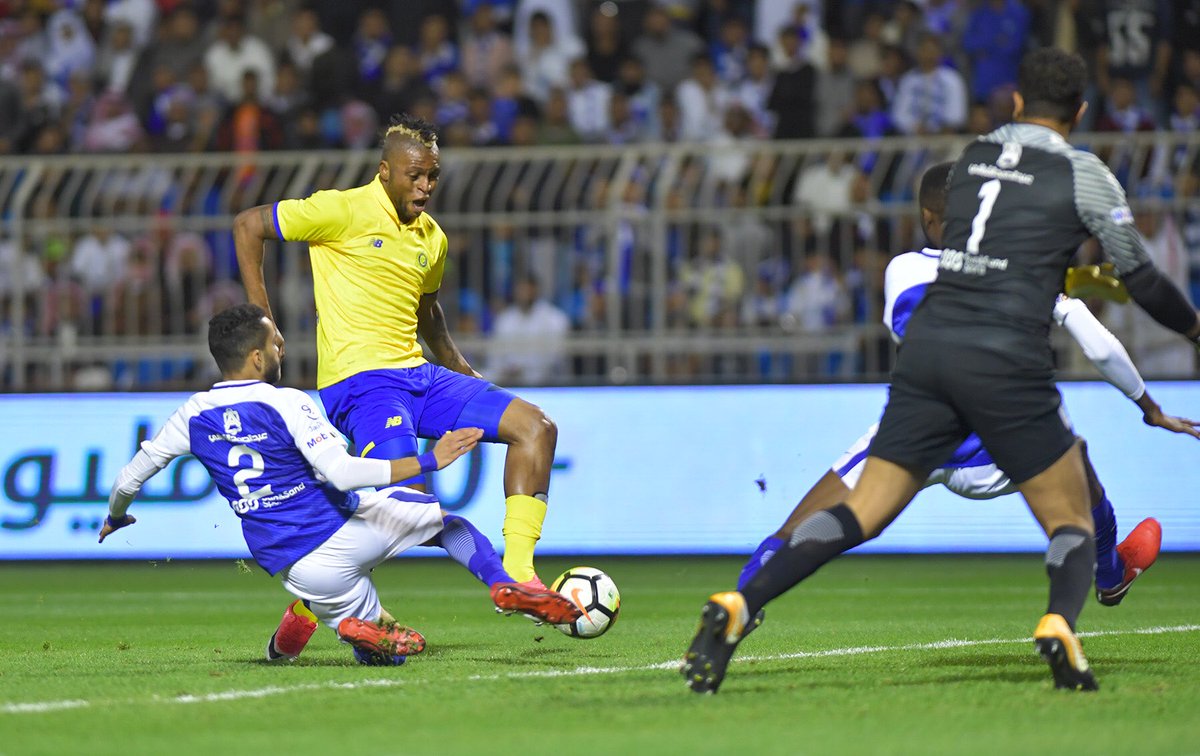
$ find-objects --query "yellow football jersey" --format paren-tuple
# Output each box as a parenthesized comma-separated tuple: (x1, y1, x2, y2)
(273, 176, 447, 388)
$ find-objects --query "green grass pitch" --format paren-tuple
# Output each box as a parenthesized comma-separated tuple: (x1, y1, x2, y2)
(2, 555, 1198, 755)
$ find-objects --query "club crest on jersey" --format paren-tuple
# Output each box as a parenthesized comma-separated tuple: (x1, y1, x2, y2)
(997, 142, 1022, 168)
(224, 408, 242, 436)
(417, 253, 428, 268)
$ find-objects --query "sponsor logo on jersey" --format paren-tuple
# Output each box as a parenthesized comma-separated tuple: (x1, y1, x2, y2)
(385, 415, 404, 428)
(967, 162, 1033, 185)
(224, 408, 242, 436)
(938, 248, 1009, 276)
(1110, 206, 1133, 225)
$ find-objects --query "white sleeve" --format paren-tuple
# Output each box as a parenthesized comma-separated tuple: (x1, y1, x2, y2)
(108, 405, 192, 517)
(1055, 297, 1146, 400)
(278, 388, 393, 490)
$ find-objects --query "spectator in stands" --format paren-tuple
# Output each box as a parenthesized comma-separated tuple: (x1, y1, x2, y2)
(783, 251, 851, 333)
(741, 264, 788, 328)
(962, 0, 1029, 104)
(792, 151, 860, 254)
(185, 64, 224, 150)
(488, 274, 571, 386)
(891, 33, 967, 134)
(1095, 77, 1158, 133)
(8, 59, 64, 153)
(520, 11, 585, 104)
(847, 12, 886, 79)
(632, 6, 704, 95)
(1094, 0, 1171, 125)
(536, 87, 581, 145)
(214, 70, 283, 155)
(465, 86, 501, 145)
(708, 104, 756, 186)
(566, 58, 611, 143)
(733, 42, 774, 136)
(285, 7, 335, 78)
(79, 0, 107, 48)
(766, 27, 816, 139)
(95, 19, 139, 95)
(491, 64, 537, 143)
(45, 9, 95, 89)
(838, 79, 897, 139)
(815, 37, 856, 137)
(104, 0, 155, 49)
(417, 14, 458, 94)
(61, 69, 95, 148)
(269, 61, 311, 124)
(204, 12, 275, 105)
(615, 56, 661, 140)
(81, 92, 143, 152)
(711, 15, 750, 86)
(677, 53, 730, 142)
(70, 224, 131, 303)
(353, 7, 393, 89)
(586, 5, 627, 84)
(436, 70, 471, 128)
(461, 2, 513, 91)
(680, 227, 745, 329)
(150, 87, 203, 152)
(339, 98, 378, 149)
(882, 0, 924, 60)
(370, 46, 435, 125)
(127, 7, 206, 123)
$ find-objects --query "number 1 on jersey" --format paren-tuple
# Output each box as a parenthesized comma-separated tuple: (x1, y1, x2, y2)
(966, 179, 1001, 254)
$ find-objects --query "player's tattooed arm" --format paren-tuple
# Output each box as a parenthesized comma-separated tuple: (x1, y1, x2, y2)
(417, 292, 482, 378)
(233, 204, 286, 355)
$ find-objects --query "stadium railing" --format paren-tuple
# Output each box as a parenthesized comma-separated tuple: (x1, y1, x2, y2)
(1, 131, 1196, 390)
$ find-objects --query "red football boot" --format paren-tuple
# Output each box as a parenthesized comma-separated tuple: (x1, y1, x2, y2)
(1097, 518, 1162, 607)
(491, 582, 583, 625)
(337, 617, 427, 656)
(266, 600, 318, 661)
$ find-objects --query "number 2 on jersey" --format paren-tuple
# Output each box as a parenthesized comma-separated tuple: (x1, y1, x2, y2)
(966, 179, 1001, 254)
(228, 444, 272, 500)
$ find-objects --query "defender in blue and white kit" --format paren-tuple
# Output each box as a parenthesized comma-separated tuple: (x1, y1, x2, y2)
(735, 162, 1198, 604)
(99, 305, 579, 665)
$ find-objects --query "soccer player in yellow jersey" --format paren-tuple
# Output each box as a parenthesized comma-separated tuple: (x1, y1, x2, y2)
(233, 114, 557, 598)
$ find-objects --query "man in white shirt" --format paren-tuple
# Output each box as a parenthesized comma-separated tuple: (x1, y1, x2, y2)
(489, 275, 571, 386)
(891, 33, 967, 134)
(204, 13, 276, 105)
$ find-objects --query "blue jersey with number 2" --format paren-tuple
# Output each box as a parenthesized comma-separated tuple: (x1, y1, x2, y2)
(137, 380, 358, 574)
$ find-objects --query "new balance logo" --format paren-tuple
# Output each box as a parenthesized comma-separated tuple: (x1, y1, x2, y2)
(385, 415, 403, 428)
(372, 238, 383, 248)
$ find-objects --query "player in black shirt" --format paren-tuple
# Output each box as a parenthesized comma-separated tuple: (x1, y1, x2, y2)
(683, 47, 1200, 694)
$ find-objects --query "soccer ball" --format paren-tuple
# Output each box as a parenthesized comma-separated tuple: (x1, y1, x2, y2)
(550, 566, 620, 638)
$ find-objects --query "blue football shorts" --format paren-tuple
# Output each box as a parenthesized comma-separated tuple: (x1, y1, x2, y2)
(319, 364, 517, 484)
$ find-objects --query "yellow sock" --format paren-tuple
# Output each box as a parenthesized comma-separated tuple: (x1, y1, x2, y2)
(290, 599, 317, 623)
(502, 494, 547, 582)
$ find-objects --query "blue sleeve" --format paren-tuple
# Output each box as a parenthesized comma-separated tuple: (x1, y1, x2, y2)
(891, 283, 928, 340)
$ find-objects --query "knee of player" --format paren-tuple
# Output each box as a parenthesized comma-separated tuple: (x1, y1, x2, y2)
(517, 406, 557, 446)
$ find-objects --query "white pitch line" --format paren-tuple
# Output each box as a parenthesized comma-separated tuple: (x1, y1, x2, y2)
(5, 623, 1199, 715)
(0, 699, 91, 714)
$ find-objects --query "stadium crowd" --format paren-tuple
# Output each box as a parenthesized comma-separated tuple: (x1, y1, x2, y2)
(1, 0, 1199, 387)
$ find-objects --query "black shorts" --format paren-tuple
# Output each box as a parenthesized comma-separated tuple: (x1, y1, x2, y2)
(869, 337, 1076, 485)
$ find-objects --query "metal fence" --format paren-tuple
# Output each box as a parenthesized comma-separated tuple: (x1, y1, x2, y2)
(1, 131, 1197, 391)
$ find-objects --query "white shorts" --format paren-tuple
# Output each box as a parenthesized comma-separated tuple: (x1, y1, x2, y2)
(833, 424, 1019, 500)
(279, 486, 444, 631)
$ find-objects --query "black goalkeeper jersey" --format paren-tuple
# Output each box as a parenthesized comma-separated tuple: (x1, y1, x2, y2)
(909, 122, 1152, 346)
